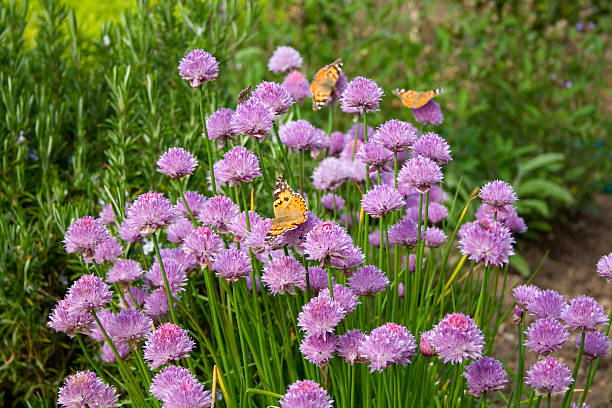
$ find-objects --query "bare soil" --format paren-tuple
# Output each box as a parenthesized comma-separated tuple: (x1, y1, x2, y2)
(495, 194, 612, 407)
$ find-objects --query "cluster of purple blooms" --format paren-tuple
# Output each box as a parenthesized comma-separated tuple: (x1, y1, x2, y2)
(49, 44, 612, 408)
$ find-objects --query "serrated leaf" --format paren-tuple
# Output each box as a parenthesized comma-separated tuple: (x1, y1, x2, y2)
(516, 179, 574, 205)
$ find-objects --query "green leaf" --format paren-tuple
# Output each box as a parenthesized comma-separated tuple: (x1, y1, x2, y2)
(519, 198, 550, 217)
(516, 179, 574, 205)
(510, 254, 530, 276)
(518, 153, 565, 175)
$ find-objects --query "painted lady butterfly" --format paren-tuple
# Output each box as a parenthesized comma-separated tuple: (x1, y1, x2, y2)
(311, 59, 343, 111)
(392, 88, 444, 109)
(265, 176, 308, 243)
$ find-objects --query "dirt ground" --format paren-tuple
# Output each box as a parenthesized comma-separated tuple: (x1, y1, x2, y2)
(495, 194, 612, 407)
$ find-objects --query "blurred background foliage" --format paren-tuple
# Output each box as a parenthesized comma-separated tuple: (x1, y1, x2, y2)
(0, 0, 610, 404)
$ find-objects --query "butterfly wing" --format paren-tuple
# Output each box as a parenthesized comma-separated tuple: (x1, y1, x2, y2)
(393, 88, 444, 109)
(311, 59, 343, 111)
(266, 177, 308, 239)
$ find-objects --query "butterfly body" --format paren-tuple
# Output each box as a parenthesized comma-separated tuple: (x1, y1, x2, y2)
(266, 177, 308, 243)
(311, 59, 343, 111)
(392, 88, 444, 109)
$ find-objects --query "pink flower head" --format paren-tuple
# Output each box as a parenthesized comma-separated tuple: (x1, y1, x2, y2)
(279, 120, 318, 151)
(430, 313, 484, 364)
(156, 147, 197, 179)
(300, 334, 338, 367)
(318, 284, 360, 313)
(231, 99, 275, 139)
(562, 295, 608, 332)
(597, 252, 612, 282)
(125, 191, 175, 236)
(340, 77, 383, 114)
(107, 259, 144, 284)
(198, 195, 241, 234)
(311, 157, 350, 191)
(525, 317, 569, 356)
(93, 237, 123, 264)
(144, 323, 195, 369)
(47, 298, 93, 338)
(282, 70, 312, 102)
(182, 226, 224, 266)
(262, 255, 306, 295)
(279, 380, 333, 408)
(109, 308, 152, 344)
(64, 216, 111, 261)
(371, 119, 418, 153)
(303, 220, 354, 262)
(206, 108, 236, 148)
(356, 141, 393, 172)
(525, 357, 573, 396)
(348, 265, 389, 296)
(458, 220, 515, 266)
(388, 218, 420, 248)
(214, 146, 262, 186)
(178, 49, 218, 87)
(251, 81, 294, 115)
(479, 180, 517, 210)
(359, 322, 417, 372)
(57, 371, 119, 408)
(66, 274, 113, 315)
(337, 329, 367, 364)
(166, 218, 195, 244)
(298, 295, 346, 338)
(361, 184, 405, 218)
(527, 289, 568, 320)
(412, 100, 443, 125)
(146, 259, 187, 294)
(398, 155, 443, 194)
(463, 357, 508, 397)
(212, 247, 252, 282)
(412, 132, 452, 165)
(268, 46, 303, 73)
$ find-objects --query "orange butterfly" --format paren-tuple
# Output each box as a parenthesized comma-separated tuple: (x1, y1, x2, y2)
(311, 59, 343, 111)
(392, 88, 444, 109)
(265, 177, 308, 244)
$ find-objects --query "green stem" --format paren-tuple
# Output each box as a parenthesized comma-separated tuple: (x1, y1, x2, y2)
(199, 87, 216, 195)
(534, 396, 543, 408)
(152, 233, 178, 323)
(326, 260, 334, 299)
(475, 265, 490, 327)
(378, 215, 384, 270)
(180, 187, 198, 227)
(562, 332, 586, 407)
(75, 333, 107, 382)
(515, 313, 526, 408)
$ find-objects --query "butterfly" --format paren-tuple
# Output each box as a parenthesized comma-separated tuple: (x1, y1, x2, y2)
(392, 88, 444, 109)
(311, 59, 343, 111)
(265, 176, 308, 244)
(237, 84, 251, 104)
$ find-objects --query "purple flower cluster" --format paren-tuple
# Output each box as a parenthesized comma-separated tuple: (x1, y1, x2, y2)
(463, 357, 508, 397)
(279, 380, 333, 408)
(279, 120, 319, 151)
(429, 313, 485, 364)
(527, 289, 568, 320)
(359, 322, 416, 372)
(361, 184, 405, 218)
(303, 221, 354, 263)
(412, 100, 443, 125)
(371, 119, 418, 152)
(251, 81, 294, 115)
(398, 156, 443, 194)
(124, 191, 175, 236)
(262, 255, 306, 295)
(214, 146, 262, 186)
(562, 295, 608, 332)
(340, 77, 383, 114)
(311, 157, 350, 191)
(412, 132, 452, 165)
(178, 49, 218, 88)
(231, 99, 275, 139)
(212, 248, 251, 282)
(150, 366, 212, 408)
(206, 108, 236, 147)
(156, 147, 197, 179)
(479, 180, 517, 211)
(282, 71, 311, 102)
(57, 371, 119, 408)
(597, 252, 612, 282)
(524, 317, 569, 356)
(64, 216, 111, 262)
(182, 226, 224, 266)
(198, 195, 241, 234)
(388, 218, 420, 248)
(458, 220, 515, 266)
(348, 265, 389, 296)
(525, 357, 573, 396)
(268, 46, 303, 73)
(320, 193, 346, 211)
(144, 323, 195, 369)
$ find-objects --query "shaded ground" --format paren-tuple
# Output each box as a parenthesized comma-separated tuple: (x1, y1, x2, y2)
(496, 194, 612, 407)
